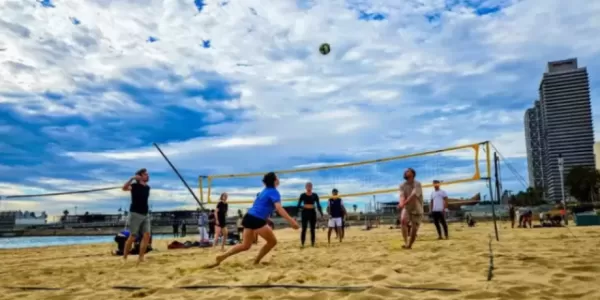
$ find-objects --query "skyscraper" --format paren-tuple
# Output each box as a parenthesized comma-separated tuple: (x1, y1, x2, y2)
(524, 100, 544, 189)
(539, 58, 594, 203)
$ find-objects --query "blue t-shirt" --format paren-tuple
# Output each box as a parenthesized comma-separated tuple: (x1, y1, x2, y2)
(248, 188, 281, 220)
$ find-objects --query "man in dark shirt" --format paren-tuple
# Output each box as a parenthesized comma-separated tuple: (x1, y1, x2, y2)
(327, 188, 346, 244)
(122, 168, 151, 264)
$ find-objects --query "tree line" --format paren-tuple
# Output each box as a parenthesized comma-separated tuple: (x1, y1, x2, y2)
(507, 165, 599, 206)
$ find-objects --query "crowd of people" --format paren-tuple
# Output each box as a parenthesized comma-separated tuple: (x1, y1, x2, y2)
(117, 167, 458, 266)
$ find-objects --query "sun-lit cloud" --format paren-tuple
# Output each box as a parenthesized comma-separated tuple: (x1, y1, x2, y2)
(1, 0, 599, 216)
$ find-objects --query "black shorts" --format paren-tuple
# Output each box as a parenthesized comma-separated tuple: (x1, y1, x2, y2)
(217, 216, 227, 228)
(242, 214, 267, 230)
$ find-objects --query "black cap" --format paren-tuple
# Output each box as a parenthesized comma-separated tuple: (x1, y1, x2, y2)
(332, 188, 339, 193)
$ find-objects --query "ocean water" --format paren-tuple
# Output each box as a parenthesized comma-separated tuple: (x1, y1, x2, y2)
(0, 234, 173, 249)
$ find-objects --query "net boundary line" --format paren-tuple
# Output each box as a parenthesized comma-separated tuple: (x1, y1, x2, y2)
(2, 284, 462, 292)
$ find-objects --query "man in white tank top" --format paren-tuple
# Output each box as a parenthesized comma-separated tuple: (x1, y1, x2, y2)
(430, 180, 449, 239)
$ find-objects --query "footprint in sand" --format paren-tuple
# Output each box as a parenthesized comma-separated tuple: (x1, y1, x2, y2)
(369, 274, 387, 282)
(564, 265, 600, 272)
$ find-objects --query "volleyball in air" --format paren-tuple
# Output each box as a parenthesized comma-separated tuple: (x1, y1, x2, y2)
(319, 43, 331, 55)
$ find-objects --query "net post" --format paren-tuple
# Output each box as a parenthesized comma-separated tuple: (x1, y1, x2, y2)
(199, 176, 204, 205)
(207, 177, 212, 204)
(485, 141, 492, 179)
(491, 150, 500, 242)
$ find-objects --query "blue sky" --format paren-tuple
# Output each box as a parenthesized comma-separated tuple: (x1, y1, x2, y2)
(1, 0, 599, 217)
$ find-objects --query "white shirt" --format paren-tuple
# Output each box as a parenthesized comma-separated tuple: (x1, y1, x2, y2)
(430, 189, 448, 212)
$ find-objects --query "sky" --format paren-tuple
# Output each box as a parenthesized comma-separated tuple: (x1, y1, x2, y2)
(1, 0, 599, 218)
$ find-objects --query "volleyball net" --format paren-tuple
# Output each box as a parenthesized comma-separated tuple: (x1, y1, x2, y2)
(199, 141, 492, 205)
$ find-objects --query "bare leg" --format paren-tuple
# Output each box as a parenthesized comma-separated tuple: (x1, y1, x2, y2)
(327, 227, 333, 244)
(213, 227, 222, 249)
(123, 236, 135, 261)
(137, 232, 150, 264)
(208, 229, 255, 268)
(253, 226, 277, 264)
(407, 223, 420, 249)
(336, 226, 342, 242)
(221, 228, 228, 250)
(401, 223, 409, 247)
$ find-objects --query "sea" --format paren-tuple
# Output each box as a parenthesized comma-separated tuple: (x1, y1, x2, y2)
(0, 234, 173, 249)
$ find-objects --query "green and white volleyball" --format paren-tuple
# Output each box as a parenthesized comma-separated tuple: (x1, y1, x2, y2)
(319, 43, 331, 55)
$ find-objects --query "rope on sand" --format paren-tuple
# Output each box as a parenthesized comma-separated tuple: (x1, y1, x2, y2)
(3, 286, 62, 291)
(113, 284, 461, 292)
(4, 284, 461, 293)
(487, 234, 495, 281)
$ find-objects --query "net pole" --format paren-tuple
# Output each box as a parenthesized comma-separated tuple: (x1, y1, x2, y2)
(152, 143, 205, 211)
(199, 176, 204, 204)
(207, 177, 212, 204)
(491, 151, 500, 242)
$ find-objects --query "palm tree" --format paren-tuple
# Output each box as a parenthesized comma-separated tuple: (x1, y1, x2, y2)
(352, 204, 357, 212)
(61, 209, 69, 222)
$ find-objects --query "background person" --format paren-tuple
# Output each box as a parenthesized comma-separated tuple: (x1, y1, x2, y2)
(121, 168, 152, 264)
(429, 180, 449, 240)
(213, 193, 229, 251)
(297, 182, 323, 247)
(327, 188, 346, 244)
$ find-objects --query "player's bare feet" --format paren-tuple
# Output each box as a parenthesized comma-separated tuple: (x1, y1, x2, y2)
(205, 254, 225, 268)
(136, 257, 146, 266)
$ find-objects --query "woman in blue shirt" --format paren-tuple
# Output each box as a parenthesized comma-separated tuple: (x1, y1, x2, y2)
(209, 172, 299, 267)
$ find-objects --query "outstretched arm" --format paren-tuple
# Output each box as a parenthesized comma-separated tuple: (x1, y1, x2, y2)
(275, 202, 294, 223)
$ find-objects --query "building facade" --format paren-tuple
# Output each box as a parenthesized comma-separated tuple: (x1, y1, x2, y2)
(594, 142, 600, 170)
(538, 58, 595, 203)
(524, 100, 545, 189)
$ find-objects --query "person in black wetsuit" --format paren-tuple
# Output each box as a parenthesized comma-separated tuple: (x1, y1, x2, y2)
(297, 182, 323, 247)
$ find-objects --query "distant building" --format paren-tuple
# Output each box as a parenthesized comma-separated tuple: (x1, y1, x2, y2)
(594, 142, 600, 170)
(538, 58, 595, 203)
(524, 100, 545, 189)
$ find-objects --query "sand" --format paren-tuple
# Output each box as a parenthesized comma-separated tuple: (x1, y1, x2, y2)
(1, 222, 600, 300)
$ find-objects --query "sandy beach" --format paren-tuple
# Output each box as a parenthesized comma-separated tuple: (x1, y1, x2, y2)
(1, 222, 599, 300)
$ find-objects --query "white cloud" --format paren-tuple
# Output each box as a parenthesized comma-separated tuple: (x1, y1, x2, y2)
(1, 0, 599, 214)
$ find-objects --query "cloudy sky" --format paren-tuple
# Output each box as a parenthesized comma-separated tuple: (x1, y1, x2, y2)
(1, 0, 599, 218)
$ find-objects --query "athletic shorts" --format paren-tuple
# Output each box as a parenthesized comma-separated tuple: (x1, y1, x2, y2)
(128, 212, 151, 236)
(242, 213, 267, 230)
(217, 216, 227, 228)
(401, 209, 422, 226)
(328, 217, 343, 228)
